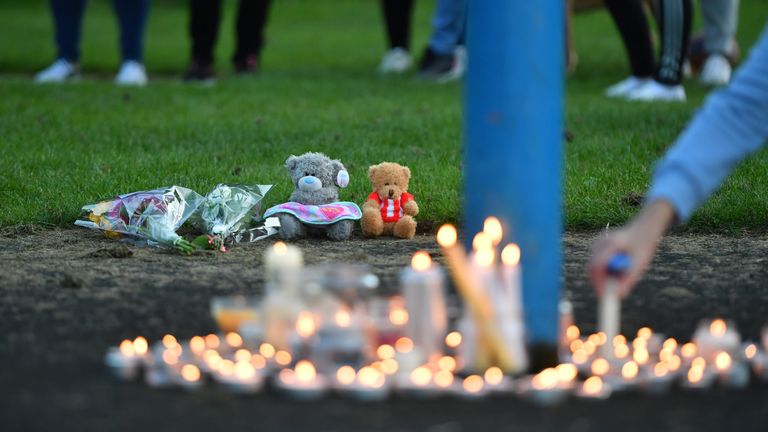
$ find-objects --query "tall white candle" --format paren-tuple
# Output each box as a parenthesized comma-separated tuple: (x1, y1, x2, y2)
(598, 278, 620, 359)
(400, 251, 447, 365)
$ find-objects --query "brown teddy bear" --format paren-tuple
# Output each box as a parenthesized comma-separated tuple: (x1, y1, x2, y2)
(361, 162, 418, 239)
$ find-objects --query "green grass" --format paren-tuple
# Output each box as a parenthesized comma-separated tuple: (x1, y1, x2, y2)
(1, 0, 767, 231)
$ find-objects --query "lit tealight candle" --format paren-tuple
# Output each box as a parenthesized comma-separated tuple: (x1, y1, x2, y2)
(575, 376, 612, 400)
(216, 361, 264, 394)
(176, 364, 203, 390)
(396, 365, 438, 398)
(693, 319, 741, 363)
(714, 351, 750, 388)
(104, 339, 141, 381)
(483, 366, 511, 392)
(275, 360, 327, 400)
(642, 362, 675, 395)
(517, 368, 568, 406)
(460, 375, 488, 399)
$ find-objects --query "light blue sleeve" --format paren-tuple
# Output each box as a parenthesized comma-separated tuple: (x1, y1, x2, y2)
(646, 25, 768, 222)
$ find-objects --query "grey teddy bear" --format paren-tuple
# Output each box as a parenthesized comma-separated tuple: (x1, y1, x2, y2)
(264, 152, 361, 241)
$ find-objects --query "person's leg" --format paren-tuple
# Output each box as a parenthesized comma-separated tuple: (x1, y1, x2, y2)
(604, 0, 655, 78)
(113, 0, 150, 63)
(189, 0, 222, 66)
(233, 0, 273, 71)
(655, 0, 693, 86)
(701, 0, 738, 55)
(380, 0, 413, 50)
(427, 0, 467, 55)
(50, 0, 88, 62)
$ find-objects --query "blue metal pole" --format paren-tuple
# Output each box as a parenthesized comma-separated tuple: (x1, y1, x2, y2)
(463, 1, 564, 362)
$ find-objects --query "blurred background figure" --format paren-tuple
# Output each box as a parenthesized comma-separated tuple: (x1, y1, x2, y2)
(184, 0, 273, 82)
(378, 0, 414, 74)
(417, 0, 467, 82)
(689, 0, 740, 86)
(604, 0, 692, 102)
(35, 0, 150, 86)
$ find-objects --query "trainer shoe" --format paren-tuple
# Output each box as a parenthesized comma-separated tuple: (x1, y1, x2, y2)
(115, 61, 148, 86)
(699, 54, 732, 86)
(604, 76, 650, 98)
(418, 47, 464, 83)
(35, 59, 79, 83)
(183, 60, 215, 83)
(378, 47, 412, 74)
(626, 80, 686, 102)
(234, 54, 260, 75)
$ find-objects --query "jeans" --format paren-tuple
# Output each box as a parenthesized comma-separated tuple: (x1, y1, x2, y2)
(428, 0, 467, 55)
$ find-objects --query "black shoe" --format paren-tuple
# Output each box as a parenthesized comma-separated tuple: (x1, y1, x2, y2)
(183, 60, 215, 82)
(418, 47, 461, 82)
(233, 54, 260, 75)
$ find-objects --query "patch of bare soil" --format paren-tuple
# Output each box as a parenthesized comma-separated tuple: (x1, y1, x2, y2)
(1, 228, 767, 431)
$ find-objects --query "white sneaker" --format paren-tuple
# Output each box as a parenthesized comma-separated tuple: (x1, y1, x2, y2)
(115, 61, 148, 86)
(626, 80, 686, 102)
(604, 76, 650, 98)
(378, 47, 412, 74)
(35, 59, 78, 83)
(699, 54, 731, 86)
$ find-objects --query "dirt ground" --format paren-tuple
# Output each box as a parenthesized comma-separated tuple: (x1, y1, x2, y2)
(1, 227, 768, 431)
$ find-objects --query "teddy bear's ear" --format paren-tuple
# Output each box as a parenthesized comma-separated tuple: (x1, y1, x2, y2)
(402, 165, 411, 180)
(367, 164, 380, 184)
(285, 155, 299, 171)
(331, 160, 350, 188)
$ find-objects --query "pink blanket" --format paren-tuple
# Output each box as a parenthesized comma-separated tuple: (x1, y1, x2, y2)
(264, 201, 362, 225)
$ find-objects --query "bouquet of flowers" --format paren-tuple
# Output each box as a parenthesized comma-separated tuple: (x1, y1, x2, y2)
(74, 186, 204, 254)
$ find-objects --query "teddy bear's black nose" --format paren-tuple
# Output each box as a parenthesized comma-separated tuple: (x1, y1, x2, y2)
(388, 189, 394, 198)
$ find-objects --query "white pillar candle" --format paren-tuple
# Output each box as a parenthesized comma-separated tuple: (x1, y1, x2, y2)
(400, 252, 448, 365)
(598, 278, 620, 359)
(263, 241, 304, 294)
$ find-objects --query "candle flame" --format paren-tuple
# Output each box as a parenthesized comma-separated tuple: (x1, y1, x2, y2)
(484, 367, 504, 386)
(612, 335, 627, 347)
(235, 361, 256, 380)
(296, 312, 316, 338)
(472, 232, 493, 252)
(335, 309, 352, 327)
(389, 307, 409, 326)
(582, 341, 597, 356)
(691, 357, 706, 370)
(380, 358, 399, 375)
(614, 344, 630, 359)
(275, 350, 292, 366)
(632, 337, 647, 350)
(570, 339, 584, 353)
(395, 337, 414, 354)
(205, 334, 220, 349)
(279, 368, 296, 385)
(434, 370, 454, 388)
(411, 251, 432, 271)
(436, 225, 458, 247)
(133, 336, 148, 356)
(566, 325, 581, 341)
(410, 366, 433, 387)
(377, 344, 395, 360)
(295, 360, 316, 383)
(583, 376, 603, 395)
(688, 367, 704, 384)
(715, 352, 732, 371)
(336, 365, 356, 385)
(653, 362, 669, 377)
(463, 375, 485, 394)
(445, 331, 462, 348)
(483, 217, 503, 245)
(621, 361, 639, 380)
(181, 364, 201, 382)
(501, 243, 521, 267)
(234, 349, 251, 363)
(438, 356, 457, 372)
(251, 354, 267, 369)
(273, 241, 288, 255)
(532, 368, 558, 390)
(591, 358, 610, 376)
(259, 343, 275, 359)
(662, 338, 678, 351)
(357, 366, 385, 388)
(667, 355, 682, 371)
(119, 339, 135, 357)
(710, 319, 727, 337)
(225, 332, 243, 348)
(556, 363, 578, 382)
(189, 336, 206, 354)
(745, 344, 758, 360)
(681, 342, 697, 358)
(473, 247, 495, 268)
(637, 327, 653, 339)
(633, 348, 649, 365)
(162, 349, 178, 366)
(587, 333, 602, 346)
(572, 349, 589, 365)
(162, 334, 177, 349)
(220, 360, 235, 376)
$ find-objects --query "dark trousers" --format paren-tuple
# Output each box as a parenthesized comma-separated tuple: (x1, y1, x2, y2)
(605, 0, 692, 85)
(189, 0, 273, 66)
(50, 0, 149, 62)
(380, 0, 413, 50)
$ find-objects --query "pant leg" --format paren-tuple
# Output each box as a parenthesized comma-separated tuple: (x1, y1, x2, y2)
(380, 0, 413, 50)
(701, 0, 738, 55)
(189, 0, 222, 65)
(50, 0, 87, 62)
(605, 0, 655, 78)
(656, 0, 692, 85)
(233, 0, 273, 64)
(427, 0, 467, 55)
(113, 0, 150, 62)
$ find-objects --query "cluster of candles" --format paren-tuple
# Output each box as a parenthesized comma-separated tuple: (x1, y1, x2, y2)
(104, 320, 768, 404)
(104, 218, 768, 404)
